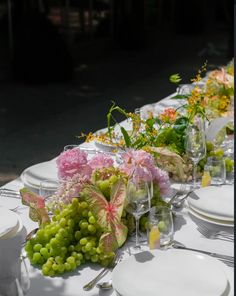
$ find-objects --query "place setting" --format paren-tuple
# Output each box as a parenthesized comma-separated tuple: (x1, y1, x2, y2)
(0, 61, 234, 296)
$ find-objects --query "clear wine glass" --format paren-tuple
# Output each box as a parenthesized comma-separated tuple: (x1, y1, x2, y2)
(185, 120, 206, 189)
(126, 175, 151, 249)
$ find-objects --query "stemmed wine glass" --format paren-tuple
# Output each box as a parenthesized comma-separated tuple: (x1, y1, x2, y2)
(126, 172, 151, 249)
(185, 118, 206, 189)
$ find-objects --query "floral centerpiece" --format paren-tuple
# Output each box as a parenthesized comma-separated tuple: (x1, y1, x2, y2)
(20, 148, 170, 277)
(82, 62, 234, 182)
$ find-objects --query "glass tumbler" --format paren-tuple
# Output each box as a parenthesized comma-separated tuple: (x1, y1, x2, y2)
(148, 206, 174, 249)
(204, 157, 226, 185)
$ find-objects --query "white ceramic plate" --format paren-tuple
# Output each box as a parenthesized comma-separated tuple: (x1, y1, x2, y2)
(20, 159, 58, 191)
(188, 186, 234, 221)
(0, 207, 20, 238)
(187, 204, 234, 227)
(112, 249, 229, 296)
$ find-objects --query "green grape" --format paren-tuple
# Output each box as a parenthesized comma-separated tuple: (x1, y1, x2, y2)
(225, 158, 234, 172)
(32, 252, 42, 264)
(82, 210, 89, 218)
(42, 265, 50, 276)
(79, 238, 88, 245)
(91, 254, 99, 262)
(58, 264, 65, 273)
(75, 260, 81, 267)
(25, 241, 33, 252)
(80, 222, 89, 230)
(88, 225, 96, 233)
(80, 201, 88, 209)
(84, 242, 93, 252)
(72, 198, 79, 206)
(67, 256, 75, 265)
(75, 230, 82, 241)
(40, 247, 49, 258)
(88, 216, 96, 224)
(55, 256, 63, 264)
(158, 221, 167, 232)
(97, 180, 110, 199)
(68, 245, 75, 252)
(206, 141, 214, 152)
(64, 262, 71, 271)
(52, 263, 59, 271)
(109, 175, 118, 184)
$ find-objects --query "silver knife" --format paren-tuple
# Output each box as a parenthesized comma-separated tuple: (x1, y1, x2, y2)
(172, 243, 234, 262)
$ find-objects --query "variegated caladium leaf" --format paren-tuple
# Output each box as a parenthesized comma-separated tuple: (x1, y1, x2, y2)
(20, 188, 50, 225)
(82, 179, 128, 252)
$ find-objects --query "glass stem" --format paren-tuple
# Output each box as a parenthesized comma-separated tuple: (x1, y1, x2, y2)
(135, 216, 140, 249)
(193, 161, 198, 189)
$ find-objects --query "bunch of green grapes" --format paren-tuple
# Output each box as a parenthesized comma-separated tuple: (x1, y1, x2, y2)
(92, 168, 127, 200)
(24, 198, 115, 277)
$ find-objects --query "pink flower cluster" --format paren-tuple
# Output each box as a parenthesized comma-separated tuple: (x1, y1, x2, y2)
(56, 148, 114, 180)
(120, 149, 170, 195)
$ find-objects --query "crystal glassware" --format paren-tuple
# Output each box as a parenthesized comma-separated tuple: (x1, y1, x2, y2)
(126, 174, 151, 249)
(185, 119, 206, 189)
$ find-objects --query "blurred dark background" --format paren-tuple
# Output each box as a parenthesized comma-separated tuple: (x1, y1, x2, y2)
(0, 0, 234, 185)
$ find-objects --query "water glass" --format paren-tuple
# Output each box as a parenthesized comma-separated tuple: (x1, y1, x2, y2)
(204, 157, 226, 185)
(126, 177, 151, 249)
(39, 179, 60, 214)
(148, 206, 174, 249)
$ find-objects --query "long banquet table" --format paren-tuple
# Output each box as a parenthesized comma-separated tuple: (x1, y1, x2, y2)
(0, 92, 234, 296)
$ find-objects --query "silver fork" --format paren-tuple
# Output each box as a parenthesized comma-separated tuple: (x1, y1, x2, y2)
(167, 183, 186, 205)
(0, 188, 21, 198)
(83, 252, 122, 291)
(197, 226, 234, 242)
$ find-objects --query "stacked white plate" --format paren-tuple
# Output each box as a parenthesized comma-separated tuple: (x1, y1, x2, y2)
(187, 185, 234, 227)
(0, 207, 25, 279)
(0, 207, 23, 239)
(112, 249, 233, 296)
(20, 159, 58, 192)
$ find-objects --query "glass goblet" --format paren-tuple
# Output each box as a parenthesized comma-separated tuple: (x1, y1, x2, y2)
(126, 177, 151, 249)
(185, 123, 206, 189)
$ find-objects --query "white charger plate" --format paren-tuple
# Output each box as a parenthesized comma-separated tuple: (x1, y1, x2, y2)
(0, 207, 21, 238)
(188, 186, 234, 222)
(112, 249, 229, 296)
(187, 204, 234, 227)
(20, 159, 58, 191)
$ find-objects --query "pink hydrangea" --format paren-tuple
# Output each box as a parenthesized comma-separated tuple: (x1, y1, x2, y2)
(119, 149, 170, 195)
(119, 149, 156, 180)
(56, 148, 92, 180)
(152, 167, 171, 195)
(56, 173, 90, 202)
(88, 153, 114, 170)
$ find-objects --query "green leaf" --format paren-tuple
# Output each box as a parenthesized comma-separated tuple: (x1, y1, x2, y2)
(169, 73, 182, 84)
(20, 188, 50, 225)
(146, 118, 155, 128)
(171, 94, 189, 99)
(82, 180, 128, 251)
(120, 127, 131, 147)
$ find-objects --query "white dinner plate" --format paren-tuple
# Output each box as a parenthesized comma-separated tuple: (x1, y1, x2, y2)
(0, 207, 20, 238)
(188, 185, 234, 221)
(21, 159, 58, 191)
(112, 249, 229, 296)
(187, 204, 234, 227)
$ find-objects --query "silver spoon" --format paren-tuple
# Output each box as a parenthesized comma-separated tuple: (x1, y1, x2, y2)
(22, 227, 39, 246)
(96, 280, 113, 290)
(171, 190, 194, 208)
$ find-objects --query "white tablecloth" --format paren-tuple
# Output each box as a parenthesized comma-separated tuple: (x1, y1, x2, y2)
(0, 93, 234, 296)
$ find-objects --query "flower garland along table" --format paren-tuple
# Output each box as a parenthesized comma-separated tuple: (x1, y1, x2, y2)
(1, 62, 234, 296)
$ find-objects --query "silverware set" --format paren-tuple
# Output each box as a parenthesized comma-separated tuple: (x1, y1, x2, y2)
(168, 184, 194, 209)
(171, 241, 234, 268)
(83, 252, 122, 291)
(197, 224, 234, 242)
(0, 188, 21, 198)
